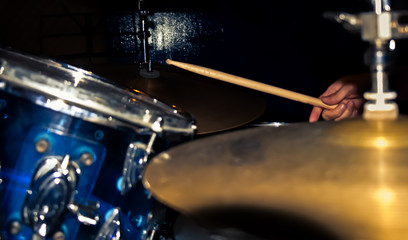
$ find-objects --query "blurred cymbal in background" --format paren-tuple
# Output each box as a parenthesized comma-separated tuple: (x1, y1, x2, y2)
(83, 63, 266, 134)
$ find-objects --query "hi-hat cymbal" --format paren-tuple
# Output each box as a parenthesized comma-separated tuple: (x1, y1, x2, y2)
(143, 116, 408, 240)
(82, 63, 266, 134)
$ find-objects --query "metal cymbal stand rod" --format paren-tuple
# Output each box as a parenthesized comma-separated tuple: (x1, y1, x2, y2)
(138, 0, 160, 78)
(363, 0, 398, 120)
(325, 0, 408, 120)
(139, 0, 150, 65)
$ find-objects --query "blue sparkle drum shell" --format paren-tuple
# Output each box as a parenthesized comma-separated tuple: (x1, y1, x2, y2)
(0, 49, 196, 239)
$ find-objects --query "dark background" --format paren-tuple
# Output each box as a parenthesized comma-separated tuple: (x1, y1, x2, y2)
(1, 0, 408, 122)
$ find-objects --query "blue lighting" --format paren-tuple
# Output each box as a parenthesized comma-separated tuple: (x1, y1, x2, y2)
(105, 208, 115, 222)
(0, 99, 6, 110)
(116, 177, 123, 192)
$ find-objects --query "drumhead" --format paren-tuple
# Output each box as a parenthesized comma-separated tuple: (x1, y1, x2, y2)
(0, 48, 196, 133)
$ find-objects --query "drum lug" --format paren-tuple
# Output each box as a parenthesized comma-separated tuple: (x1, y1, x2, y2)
(95, 208, 121, 240)
(68, 201, 100, 225)
(21, 154, 99, 238)
(121, 133, 157, 195)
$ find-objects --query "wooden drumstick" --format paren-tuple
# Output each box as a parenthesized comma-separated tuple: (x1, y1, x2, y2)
(166, 59, 337, 110)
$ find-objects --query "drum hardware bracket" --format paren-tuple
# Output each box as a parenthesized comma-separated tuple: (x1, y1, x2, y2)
(67, 201, 100, 226)
(95, 208, 121, 240)
(121, 132, 157, 195)
(21, 154, 100, 238)
(325, 0, 408, 120)
(151, 116, 163, 133)
(144, 226, 157, 240)
(0, 60, 5, 76)
(141, 210, 167, 240)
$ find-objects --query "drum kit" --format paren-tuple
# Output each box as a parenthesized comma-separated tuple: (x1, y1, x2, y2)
(1, 0, 408, 239)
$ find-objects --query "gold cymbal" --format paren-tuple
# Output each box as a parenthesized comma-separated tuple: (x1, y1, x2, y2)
(82, 63, 266, 134)
(143, 116, 408, 240)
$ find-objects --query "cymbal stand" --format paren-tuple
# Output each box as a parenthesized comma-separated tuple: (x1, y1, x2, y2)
(138, 0, 160, 78)
(325, 0, 408, 120)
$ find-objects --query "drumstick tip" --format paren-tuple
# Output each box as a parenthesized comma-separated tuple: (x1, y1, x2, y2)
(166, 59, 174, 65)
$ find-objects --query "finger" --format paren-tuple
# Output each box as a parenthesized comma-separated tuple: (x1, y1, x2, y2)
(322, 103, 346, 121)
(350, 108, 359, 118)
(317, 82, 344, 100)
(321, 84, 358, 105)
(335, 101, 356, 121)
(309, 106, 323, 122)
(353, 98, 366, 113)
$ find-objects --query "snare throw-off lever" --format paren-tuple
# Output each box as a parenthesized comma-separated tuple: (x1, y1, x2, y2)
(21, 154, 99, 239)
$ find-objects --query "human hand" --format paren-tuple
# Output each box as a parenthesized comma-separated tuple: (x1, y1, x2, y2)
(309, 74, 369, 122)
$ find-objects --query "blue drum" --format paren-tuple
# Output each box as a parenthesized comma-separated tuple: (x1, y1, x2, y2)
(0, 49, 196, 239)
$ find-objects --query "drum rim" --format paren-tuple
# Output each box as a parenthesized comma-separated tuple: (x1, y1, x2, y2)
(0, 48, 196, 134)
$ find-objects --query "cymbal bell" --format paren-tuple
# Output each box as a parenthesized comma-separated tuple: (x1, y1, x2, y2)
(143, 116, 408, 240)
(82, 63, 266, 134)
